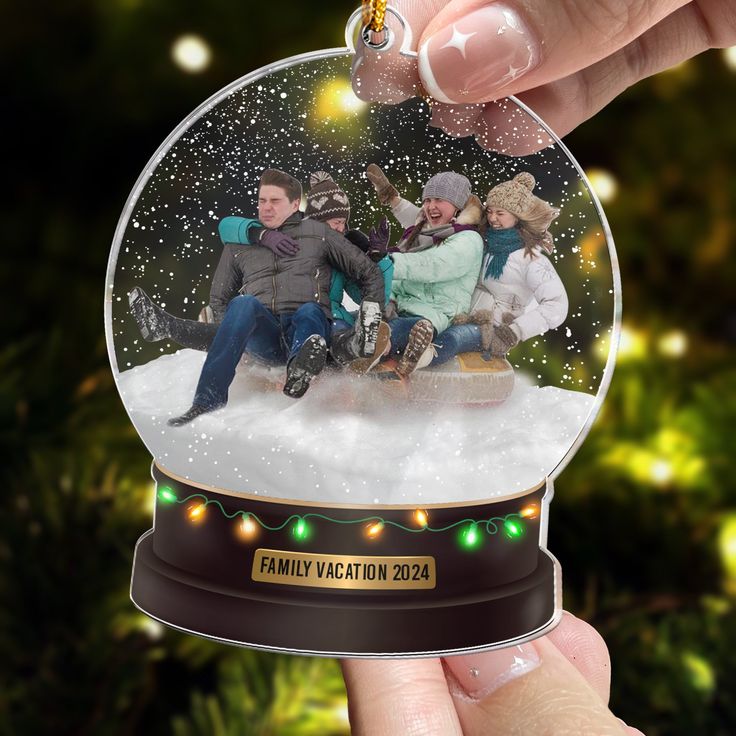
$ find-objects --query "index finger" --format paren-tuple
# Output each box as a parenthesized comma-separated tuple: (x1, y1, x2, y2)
(353, 0, 689, 105)
(341, 657, 464, 735)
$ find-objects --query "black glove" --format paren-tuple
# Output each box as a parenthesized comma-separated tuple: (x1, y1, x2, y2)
(259, 229, 300, 257)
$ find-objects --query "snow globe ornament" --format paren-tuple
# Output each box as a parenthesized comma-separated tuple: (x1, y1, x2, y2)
(106, 6, 619, 656)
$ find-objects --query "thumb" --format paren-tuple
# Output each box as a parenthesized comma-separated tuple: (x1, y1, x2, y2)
(444, 636, 628, 735)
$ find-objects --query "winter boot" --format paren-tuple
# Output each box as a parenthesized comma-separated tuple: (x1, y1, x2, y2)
(357, 300, 383, 356)
(396, 319, 435, 377)
(167, 403, 217, 427)
(347, 321, 391, 374)
(128, 286, 171, 342)
(283, 335, 328, 398)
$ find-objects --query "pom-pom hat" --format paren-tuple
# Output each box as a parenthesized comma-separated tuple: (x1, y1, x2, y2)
(304, 172, 351, 223)
(486, 172, 559, 236)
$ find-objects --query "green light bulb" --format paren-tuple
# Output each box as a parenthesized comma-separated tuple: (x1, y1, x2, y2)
(460, 523, 481, 550)
(293, 518, 309, 541)
(504, 519, 523, 538)
(158, 487, 177, 503)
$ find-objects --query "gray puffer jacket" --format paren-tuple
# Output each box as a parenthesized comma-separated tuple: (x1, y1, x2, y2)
(210, 213, 385, 321)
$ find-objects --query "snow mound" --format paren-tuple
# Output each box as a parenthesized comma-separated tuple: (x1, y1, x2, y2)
(117, 350, 596, 504)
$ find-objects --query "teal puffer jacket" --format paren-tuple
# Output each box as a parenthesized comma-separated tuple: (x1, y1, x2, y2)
(390, 229, 483, 333)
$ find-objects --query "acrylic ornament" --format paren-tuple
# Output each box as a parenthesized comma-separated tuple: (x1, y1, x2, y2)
(105, 7, 620, 656)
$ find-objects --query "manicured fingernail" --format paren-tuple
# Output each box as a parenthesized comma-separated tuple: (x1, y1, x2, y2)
(418, 5, 539, 104)
(444, 643, 540, 699)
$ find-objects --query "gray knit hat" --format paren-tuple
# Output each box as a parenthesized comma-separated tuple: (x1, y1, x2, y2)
(304, 172, 351, 223)
(422, 172, 472, 211)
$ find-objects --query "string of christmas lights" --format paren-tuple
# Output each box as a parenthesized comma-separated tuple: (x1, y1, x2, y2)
(157, 487, 540, 547)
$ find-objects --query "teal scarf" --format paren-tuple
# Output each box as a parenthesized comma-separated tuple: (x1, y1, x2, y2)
(484, 228, 524, 280)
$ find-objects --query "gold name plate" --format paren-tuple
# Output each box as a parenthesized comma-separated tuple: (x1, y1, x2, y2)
(252, 548, 436, 590)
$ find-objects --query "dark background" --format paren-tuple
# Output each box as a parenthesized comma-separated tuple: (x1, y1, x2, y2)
(3, 1, 735, 734)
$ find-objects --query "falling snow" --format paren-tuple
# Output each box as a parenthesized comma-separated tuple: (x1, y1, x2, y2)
(106, 52, 617, 504)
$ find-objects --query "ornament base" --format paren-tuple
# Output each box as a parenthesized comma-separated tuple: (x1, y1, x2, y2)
(131, 468, 561, 657)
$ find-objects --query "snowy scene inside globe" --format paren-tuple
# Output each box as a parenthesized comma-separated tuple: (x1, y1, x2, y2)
(106, 51, 617, 505)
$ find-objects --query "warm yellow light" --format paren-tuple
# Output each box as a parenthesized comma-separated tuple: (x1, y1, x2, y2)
(414, 509, 428, 528)
(238, 515, 258, 539)
(187, 503, 206, 521)
(617, 325, 647, 361)
(723, 46, 736, 71)
(314, 78, 368, 121)
(719, 515, 736, 581)
(366, 521, 384, 538)
(520, 504, 539, 519)
(586, 168, 618, 204)
(172, 35, 212, 73)
(648, 458, 673, 486)
(658, 330, 688, 358)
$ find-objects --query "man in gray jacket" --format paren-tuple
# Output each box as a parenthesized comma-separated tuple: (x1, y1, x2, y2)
(168, 168, 385, 426)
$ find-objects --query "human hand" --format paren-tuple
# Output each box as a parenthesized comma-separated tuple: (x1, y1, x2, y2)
(352, 0, 736, 152)
(341, 611, 645, 735)
(366, 164, 400, 206)
(368, 216, 392, 258)
(259, 228, 300, 257)
(490, 323, 520, 356)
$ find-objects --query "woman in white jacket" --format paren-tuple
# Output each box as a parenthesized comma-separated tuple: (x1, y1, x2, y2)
(431, 171, 568, 363)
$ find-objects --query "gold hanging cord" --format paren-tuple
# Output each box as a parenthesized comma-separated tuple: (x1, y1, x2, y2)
(362, 0, 388, 32)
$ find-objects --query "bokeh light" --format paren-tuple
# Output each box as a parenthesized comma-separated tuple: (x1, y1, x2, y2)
(657, 330, 688, 358)
(171, 34, 212, 73)
(314, 78, 368, 121)
(723, 46, 736, 71)
(586, 168, 618, 203)
(617, 325, 648, 361)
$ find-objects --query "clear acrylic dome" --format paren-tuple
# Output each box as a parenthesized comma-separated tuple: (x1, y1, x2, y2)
(105, 50, 619, 507)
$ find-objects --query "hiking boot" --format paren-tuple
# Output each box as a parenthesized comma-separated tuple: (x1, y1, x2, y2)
(128, 286, 170, 342)
(396, 319, 435, 377)
(347, 321, 391, 375)
(357, 300, 383, 356)
(284, 335, 327, 398)
(167, 404, 217, 427)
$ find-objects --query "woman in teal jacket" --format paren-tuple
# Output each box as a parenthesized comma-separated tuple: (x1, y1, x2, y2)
(369, 169, 484, 377)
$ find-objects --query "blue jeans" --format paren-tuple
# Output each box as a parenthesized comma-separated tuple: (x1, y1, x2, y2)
(431, 324, 483, 365)
(193, 295, 331, 409)
(387, 315, 425, 355)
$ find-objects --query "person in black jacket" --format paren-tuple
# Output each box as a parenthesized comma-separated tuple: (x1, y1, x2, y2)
(163, 168, 385, 425)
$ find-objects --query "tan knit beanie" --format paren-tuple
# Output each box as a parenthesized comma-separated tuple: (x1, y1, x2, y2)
(486, 172, 559, 248)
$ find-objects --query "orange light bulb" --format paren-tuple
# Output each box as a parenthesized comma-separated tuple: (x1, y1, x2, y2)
(414, 509, 428, 528)
(239, 515, 258, 539)
(187, 503, 206, 522)
(366, 521, 384, 538)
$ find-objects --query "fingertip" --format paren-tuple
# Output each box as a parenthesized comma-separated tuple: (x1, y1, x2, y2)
(474, 99, 554, 155)
(547, 611, 613, 704)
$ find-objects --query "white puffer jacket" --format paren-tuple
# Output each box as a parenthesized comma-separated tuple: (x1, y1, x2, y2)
(470, 247, 568, 342)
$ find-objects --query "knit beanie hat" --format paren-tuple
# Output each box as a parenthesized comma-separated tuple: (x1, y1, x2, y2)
(304, 172, 351, 223)
(486, 172, 560, 237)
(422, 171, 472, 211)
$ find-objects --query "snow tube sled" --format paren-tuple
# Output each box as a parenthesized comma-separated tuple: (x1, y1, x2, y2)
(408, 352, 515, 406)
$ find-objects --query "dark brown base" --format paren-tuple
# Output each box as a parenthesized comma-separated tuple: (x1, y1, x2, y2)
(131, 530, 560, 656)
